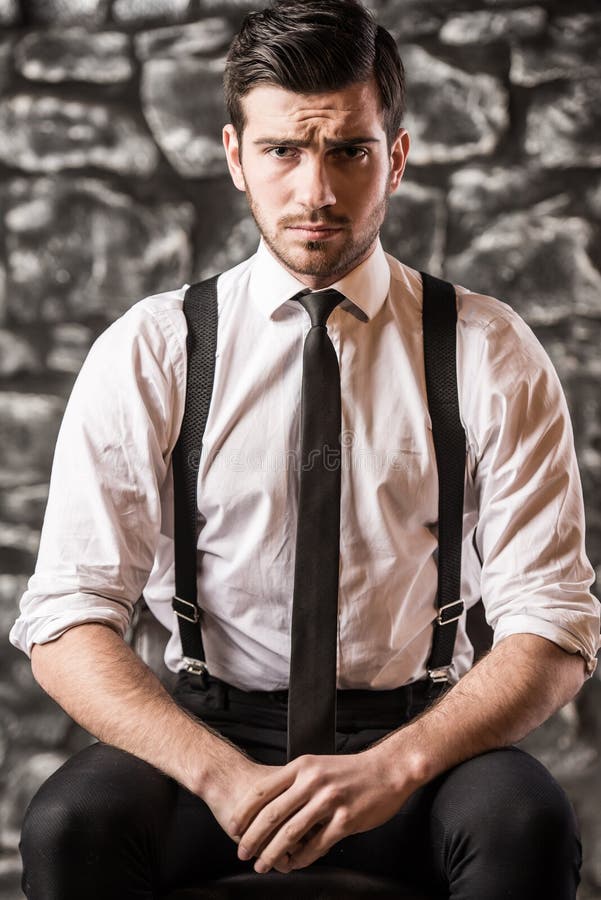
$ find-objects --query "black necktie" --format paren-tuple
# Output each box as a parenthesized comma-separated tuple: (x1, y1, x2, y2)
(287, 288, 344, 761)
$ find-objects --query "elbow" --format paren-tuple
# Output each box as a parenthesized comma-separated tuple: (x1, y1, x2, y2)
(30, 640, 60, 690)
(30, 642, 49, 691)
(557, 648, 588, 707)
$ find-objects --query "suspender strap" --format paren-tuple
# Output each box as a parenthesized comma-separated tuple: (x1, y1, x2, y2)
(171, 275, 220, 677)
(421, 271, 467, 689)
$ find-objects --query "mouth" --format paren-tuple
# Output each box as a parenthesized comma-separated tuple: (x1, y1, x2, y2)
(287, 226, 344, 240)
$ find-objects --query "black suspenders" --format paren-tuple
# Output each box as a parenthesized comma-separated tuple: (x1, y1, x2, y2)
(421, 272, 467, 686)
(171, 275, 219, 675)
(171, 271, 466, 694)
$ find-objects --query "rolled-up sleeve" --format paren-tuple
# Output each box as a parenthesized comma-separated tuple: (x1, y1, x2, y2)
(9, 298, 183, 658)
(463, 306, 600, 678)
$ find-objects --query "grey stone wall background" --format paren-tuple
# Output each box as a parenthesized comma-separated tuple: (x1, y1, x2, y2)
(0, 0, 600, 896)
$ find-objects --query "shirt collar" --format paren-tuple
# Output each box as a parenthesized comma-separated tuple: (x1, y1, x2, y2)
(248, 236, 391, 322)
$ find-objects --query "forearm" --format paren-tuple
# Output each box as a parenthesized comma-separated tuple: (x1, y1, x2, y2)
(372, 633, 587, 790)
(30, 622, 248, 796)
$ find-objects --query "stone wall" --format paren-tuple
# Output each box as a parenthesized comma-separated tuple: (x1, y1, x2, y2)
(0, 0, 600, 897)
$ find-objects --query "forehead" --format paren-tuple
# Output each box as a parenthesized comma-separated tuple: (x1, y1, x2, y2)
(240, 78, 384, 137)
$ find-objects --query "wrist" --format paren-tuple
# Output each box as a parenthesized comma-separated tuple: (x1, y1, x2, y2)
(368, 725, 432, 796)
(183, 721, 249, 798)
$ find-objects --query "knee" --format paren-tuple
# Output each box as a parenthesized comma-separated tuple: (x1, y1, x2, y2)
(20, 742, 163, 866)
(20, 766, 114, 868)
(434, 747, 580, 858)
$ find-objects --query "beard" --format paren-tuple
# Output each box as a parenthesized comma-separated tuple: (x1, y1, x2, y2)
(244, 176, 391, 282)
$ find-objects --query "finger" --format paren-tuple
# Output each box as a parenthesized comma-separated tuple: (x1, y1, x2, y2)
(270, 827, 321, 873)
(229, 763, 300, 837)
(287, 813, 349, 870)
(238, 789, 307, 863)
(252, 807, 328, 873)
(270, 839, 306, 874)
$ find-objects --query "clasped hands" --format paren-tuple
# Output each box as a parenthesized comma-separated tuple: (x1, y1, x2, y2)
(224, 745, 413, 875)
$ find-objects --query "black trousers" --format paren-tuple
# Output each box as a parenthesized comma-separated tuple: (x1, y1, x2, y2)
(19, 672, 582, 899)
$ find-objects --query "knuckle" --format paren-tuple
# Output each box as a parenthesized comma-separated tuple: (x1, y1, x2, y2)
(303, 769, 322, 791)
(336, 807, 352, 829)
(322, 785, 341, 805)
(283, 821, 299, 840)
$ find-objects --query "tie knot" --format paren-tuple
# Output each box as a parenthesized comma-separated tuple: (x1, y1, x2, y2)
(293, 288, 345, 328)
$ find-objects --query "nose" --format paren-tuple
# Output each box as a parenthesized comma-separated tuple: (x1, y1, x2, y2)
(295, 155, 337, 210)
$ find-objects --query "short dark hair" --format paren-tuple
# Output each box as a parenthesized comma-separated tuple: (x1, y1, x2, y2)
(224, 0, 406, 150)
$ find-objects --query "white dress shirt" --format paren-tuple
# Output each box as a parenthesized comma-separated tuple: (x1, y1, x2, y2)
(9, 238, 600, 689)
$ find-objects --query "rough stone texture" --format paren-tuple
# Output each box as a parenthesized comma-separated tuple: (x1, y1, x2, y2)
(192, 183, 259, 277)
(447, 206, 601, 324)
(0, 265, 7, 328)
(440, 6, 547, 45)
(134, 18, 233, 60)
(0, 577, 27, 647)
(0, 39, 14, 96)
(511, 14, 601, 86)
(588, 175, 601, 221)
(141, 58, 228, 178)
(0, 752, 71, 850)
(401, 45, 509, 165)
(196, 0, 261, 10)
(15, 29, 133, 84)
(381, 181, 446, 275)
(368, 2, 443, 40)
(0, 1, 599, 897)
(446, 164, 559, 240)
(0, 95, 159, 175)
(0, 0, 19, 25)
(46, 323, 94, 373)
(525, 79, 601, 170)
(112, 0, 190, 25)
(20, 0, 108, 25)
(0, 331, 39, 377)
(0, 393, 65, 475)
(0, 522, 40, 557)
(0, 484, 48, 528)
(4, 176, 194, 322)
(197, 212, 259, 278)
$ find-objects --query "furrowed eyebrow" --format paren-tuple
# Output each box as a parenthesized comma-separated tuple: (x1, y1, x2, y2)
(253, 136, 380, 148)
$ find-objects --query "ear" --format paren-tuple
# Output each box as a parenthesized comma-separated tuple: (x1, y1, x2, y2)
(223, 124, 246, 193)
(389, 128, 410, 194)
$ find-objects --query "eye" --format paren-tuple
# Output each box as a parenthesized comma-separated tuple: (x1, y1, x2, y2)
(332, 146, 368, 160)
(267, 146, 297, 159)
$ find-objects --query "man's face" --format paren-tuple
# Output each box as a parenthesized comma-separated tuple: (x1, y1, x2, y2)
(223, 77, 409, 289)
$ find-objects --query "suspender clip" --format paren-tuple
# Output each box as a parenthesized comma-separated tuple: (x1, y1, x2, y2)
(436, 599, 464, 625)
(173, 595, 200, 624)
(428, 667, 451, 684)
(182, 657, 209, 677)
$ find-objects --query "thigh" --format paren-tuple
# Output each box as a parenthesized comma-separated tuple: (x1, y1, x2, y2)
(429, 745, 582, 899)
(19, 739, 253, 899)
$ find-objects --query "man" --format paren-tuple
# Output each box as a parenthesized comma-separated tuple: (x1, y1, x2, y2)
(9, 1, 600, 898)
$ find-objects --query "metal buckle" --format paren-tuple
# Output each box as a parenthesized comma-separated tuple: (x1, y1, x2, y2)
(428, 667, 451, 684)
(173, 595, 200, 624)
(436, 599, 464, 626)
(182, 657, 209, 677)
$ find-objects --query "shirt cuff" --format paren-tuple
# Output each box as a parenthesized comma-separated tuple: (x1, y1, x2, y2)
(492, 613, 600, 679)
(9, 599, 130, 659)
